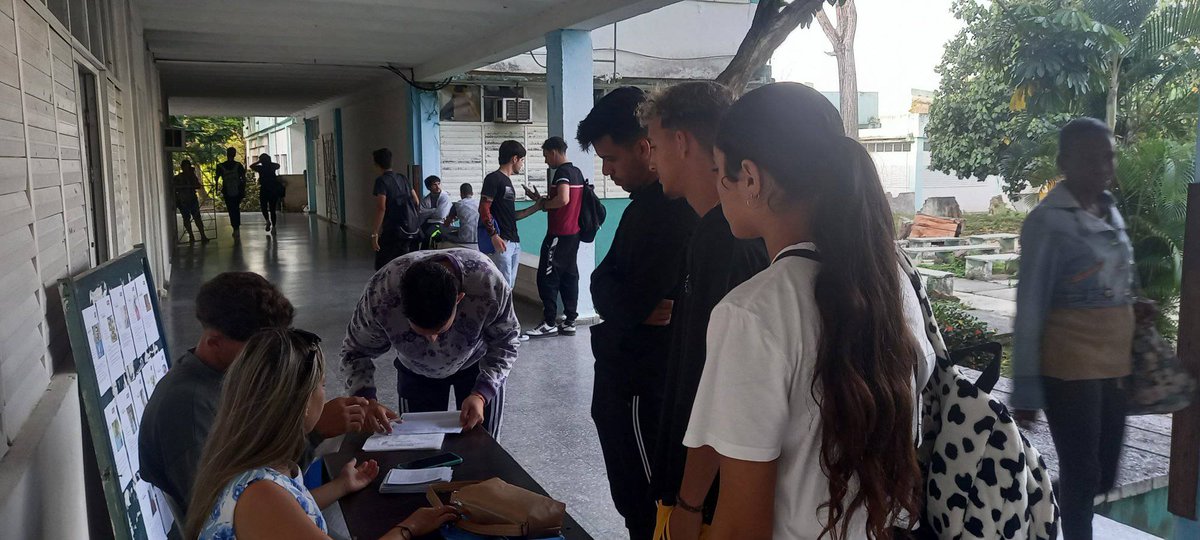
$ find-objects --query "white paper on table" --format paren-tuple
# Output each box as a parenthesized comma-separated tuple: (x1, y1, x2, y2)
(123, 282, 148, 356)
(363, 432, 445, 452)
(382, 466, 454, 486)
(393, 411, 463, 435)
(105, 401, 134, 488)
(97, 296, 127, 389)
(82, 306, 112, 396)
(109, 287, 139, 376)
(134, 275, 160, 346)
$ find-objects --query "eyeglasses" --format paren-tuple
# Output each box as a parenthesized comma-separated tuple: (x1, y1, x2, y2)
(290, 329, 323, 365)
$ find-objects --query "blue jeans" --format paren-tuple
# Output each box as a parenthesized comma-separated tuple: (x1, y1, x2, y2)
(488, 241, 521, 286)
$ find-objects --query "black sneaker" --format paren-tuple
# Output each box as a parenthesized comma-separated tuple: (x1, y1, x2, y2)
(266, 223, 272, 232)
(525, 322, 558, 338)
(558, 321, 577, 336)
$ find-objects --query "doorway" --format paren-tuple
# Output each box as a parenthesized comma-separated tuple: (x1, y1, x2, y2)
(78, 68, 108, 263)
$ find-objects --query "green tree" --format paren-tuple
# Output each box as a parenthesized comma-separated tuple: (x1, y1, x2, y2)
(168, 116, 258, 211)
(1113, 136, 1195, 335)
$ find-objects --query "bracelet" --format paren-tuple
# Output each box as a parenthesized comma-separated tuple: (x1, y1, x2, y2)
(676, 492, 704, 514)
(395, 524, 413, 540)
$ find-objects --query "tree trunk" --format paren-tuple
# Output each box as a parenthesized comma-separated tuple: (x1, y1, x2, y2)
(716, 0, 829, 95)
(1106, 52, 1120, 129)
(817, 0, 859, 138)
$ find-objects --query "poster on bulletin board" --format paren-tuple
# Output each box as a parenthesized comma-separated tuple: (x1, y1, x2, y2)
(60, 248, 176, 540)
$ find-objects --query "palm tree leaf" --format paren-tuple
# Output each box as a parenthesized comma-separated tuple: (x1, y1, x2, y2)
(1128, 2, 1200, 65)
(1083, 0, 1155, 38)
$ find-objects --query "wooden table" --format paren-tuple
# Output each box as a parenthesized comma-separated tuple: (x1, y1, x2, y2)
(325, 429, 592, 539)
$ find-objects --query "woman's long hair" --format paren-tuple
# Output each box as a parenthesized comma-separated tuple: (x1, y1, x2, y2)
(184, 329, 325, 539)
(715, 83, 922, 540)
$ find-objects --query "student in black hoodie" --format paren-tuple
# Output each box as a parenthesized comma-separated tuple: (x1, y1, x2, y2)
(638, 82, 769, 539)
(581, 86, 698, 540)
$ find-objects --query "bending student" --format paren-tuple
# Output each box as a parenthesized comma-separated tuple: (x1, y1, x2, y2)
(187, 329, 459, 539)
(341, 249, 520, 437)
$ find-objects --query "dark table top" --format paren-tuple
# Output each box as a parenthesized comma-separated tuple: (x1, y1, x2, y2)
(325, 429, 592, 540)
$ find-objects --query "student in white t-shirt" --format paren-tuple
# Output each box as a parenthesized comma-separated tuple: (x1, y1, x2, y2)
(682, 83, 937, 540)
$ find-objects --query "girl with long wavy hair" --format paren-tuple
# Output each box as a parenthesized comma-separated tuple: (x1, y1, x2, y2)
(682, 83, 936, 539)
(185, 329, 458, 539)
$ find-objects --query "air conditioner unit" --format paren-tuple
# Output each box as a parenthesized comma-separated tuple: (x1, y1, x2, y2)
(493, 98, 532, 124)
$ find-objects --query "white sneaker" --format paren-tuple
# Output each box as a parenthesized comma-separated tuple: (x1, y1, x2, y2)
(558, 321, 577, 336)
(525, 322, 559, 338)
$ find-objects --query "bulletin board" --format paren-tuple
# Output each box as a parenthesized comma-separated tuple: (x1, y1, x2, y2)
(59, 248, 176, 540)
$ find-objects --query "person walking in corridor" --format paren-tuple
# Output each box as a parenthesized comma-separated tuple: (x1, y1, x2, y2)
(215, 147, 247, 238)
(524, 136, 586, 339)
(1012, 118, 1145, 540)
(479, 140, 544, 287)
(172, 159, 210, 243)
(251, 154, 284, 234)
(582, 86, 698, 540)
(636, 81, 769, 538)
(369, 148, 421, 270)
(341, 249, 520, 438)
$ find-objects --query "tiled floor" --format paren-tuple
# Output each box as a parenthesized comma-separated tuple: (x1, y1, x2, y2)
(164, 213, 627, 539)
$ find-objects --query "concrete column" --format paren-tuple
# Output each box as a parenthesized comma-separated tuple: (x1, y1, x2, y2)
(545, 29, 597, 320)
(408, 85, 441, 183)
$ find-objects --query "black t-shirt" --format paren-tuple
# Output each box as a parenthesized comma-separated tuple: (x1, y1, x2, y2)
(373, 171, 418, 237)
(482, 170, 519, 242)
(650, 205, 769, 502)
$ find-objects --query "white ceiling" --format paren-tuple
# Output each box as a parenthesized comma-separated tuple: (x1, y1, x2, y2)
(135, 0, 675, 116)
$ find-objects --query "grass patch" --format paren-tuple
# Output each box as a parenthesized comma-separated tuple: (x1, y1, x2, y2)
(921, 255, 967, 278)
(962, 211, 1026, 236)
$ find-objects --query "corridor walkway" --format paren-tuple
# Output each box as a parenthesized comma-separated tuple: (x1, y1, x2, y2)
(164, 212, 625, 538)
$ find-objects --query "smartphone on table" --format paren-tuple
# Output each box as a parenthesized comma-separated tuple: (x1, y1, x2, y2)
(399, 452, 463, 469)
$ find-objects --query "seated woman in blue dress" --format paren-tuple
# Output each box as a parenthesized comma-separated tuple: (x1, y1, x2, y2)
(185, 328, 459, 540)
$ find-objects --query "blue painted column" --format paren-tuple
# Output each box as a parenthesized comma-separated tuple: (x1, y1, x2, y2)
(546, 29, 596, 320)
(408, 85, 441, 185)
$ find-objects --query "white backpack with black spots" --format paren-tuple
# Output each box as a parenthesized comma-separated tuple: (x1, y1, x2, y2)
(899, 252, 1059, 539)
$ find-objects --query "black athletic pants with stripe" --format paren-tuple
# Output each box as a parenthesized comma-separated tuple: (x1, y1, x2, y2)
(394, 360, 505, 438)
(592, 368, 660, 540)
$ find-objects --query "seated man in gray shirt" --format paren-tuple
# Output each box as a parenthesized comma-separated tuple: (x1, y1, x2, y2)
(341, 248, 520, 437)
(442, 182, 480, 248)
(139, 272, 383, 513)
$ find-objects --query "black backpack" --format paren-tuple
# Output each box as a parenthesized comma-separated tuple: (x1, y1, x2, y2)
(577, 179, 606, 243)
(386, 172, 422, 240)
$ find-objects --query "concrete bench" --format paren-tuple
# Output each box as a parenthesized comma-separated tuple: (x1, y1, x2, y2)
(902, 243, 1001, 264)
(969, 233, 1019, 253)
(965, 253, 1019, 280)
(906, 236, 970, 249)
(916, 267, 955, 298)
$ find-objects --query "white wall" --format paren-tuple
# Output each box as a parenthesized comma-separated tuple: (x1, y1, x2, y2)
(303, 78, 411, 234)
(0, 0, 168, 537)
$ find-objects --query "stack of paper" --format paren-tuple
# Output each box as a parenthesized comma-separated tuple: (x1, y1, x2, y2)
(380, 466, 453, 494)
(393, 411, 463, 434)
(362, 432, 445, 453)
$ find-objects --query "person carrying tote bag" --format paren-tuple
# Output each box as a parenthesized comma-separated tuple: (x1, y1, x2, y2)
(1011, 118, 1145, 540)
